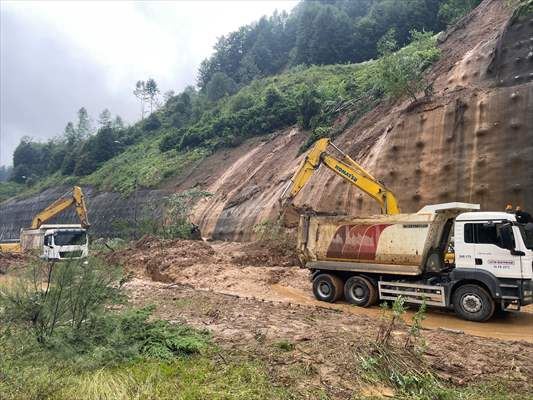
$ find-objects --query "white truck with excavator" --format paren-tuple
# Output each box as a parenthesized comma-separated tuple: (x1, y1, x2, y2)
(280, 138, 533, 322)
(0, 186, 90, 260)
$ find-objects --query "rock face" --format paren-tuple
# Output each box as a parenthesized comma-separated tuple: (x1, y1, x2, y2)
(180, 0, 533, 240)
(1, 1, 531, 241)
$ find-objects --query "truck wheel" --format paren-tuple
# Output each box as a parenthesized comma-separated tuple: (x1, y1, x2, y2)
(452, 284, 495, 322)
(312, 274, 344, 302)
(344, 276, 377, 307)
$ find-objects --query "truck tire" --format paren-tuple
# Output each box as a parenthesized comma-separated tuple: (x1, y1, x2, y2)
(452, 284, 495, 322)
(344, 276, 378, 307)
(312, 274, 344, 303)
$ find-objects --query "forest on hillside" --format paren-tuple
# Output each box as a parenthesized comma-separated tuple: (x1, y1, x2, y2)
(197, 0, 480, 90)
(2, 0, 480, 195)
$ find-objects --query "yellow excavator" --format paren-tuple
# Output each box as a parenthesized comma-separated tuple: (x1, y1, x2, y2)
(279, 137, 400, 214)
(30, 186, 90, 230)
(0, 186, 90, 254)
(279, 138, 457, 265)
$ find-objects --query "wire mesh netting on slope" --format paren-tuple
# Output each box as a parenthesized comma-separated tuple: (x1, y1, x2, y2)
(0, 186, 168, 241)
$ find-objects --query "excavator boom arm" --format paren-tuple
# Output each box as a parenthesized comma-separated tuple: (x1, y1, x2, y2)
(280, 138, 400, 214)
(31, 186, 90, 229)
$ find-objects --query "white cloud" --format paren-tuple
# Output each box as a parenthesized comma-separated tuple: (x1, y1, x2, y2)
(0, 0, 298, 165)
(2, 0, 297, 90)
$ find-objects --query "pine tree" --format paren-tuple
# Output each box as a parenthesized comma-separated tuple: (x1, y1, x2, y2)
(145, 78, 160, 113)
(98, 109, 112, 128)
(76, 107, 91, 138)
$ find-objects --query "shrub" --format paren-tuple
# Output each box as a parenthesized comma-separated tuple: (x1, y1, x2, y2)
(0, 258, 124, 344)
(144, 113, 162, 131)
(0, 258, 208, 366)
(373, 30, 440, 102)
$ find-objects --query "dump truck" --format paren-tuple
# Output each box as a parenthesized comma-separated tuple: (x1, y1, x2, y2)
(0, 186, 90, 260)
(280, 138, 533, 321)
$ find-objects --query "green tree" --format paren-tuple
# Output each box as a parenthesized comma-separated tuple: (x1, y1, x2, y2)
(308, 5, 353, 65)
(206, 72, 237, 101)
(11, 137, 41, 182)
(374, 30, 440, 101)
(76, 107, 91, 138)
(163, 90, 175, 104)
(0, 165, 12, 182)
(98, 108, 112, 128)
(112, 115, 124, 130)
(438, 0, 482, 25)
(299, 87, 321, 130)
(145, 78, 160, 113)
(134, 80, 148, 120)
(64, 121, 80, 145)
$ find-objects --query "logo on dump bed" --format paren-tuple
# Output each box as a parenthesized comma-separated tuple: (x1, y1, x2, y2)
(326, 224, 392, 260)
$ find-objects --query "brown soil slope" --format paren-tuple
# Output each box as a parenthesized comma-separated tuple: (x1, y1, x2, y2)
(170, 0, 532, 240)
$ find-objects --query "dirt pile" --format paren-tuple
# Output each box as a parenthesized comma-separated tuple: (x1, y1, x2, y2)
(0, 252, 28, 273)
(105, 236, 216, 283)
(229, 241, 300, 267)
(107, 237, 309, 296)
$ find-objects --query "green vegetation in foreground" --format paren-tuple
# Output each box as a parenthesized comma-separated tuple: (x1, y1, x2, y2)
(354, 298, 529, 400)
(0, 257, 290, 400)
(0, 260, 527, 399)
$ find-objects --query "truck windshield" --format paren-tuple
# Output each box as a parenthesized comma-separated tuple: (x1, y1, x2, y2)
(519, 223, 533, 250)
(54, 231, 87, 246)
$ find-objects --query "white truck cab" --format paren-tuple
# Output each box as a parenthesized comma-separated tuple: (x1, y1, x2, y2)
(455, 212, 533, 280)
(450, 212, 533, 316)
(21, 224, 89, 261)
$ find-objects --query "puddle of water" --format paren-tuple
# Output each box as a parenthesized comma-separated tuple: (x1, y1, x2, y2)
(271, 284, 533, 343)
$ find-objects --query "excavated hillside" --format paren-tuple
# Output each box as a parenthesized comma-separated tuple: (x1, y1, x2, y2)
(176, 0, 533, 240)
(0, 0, 531, 241)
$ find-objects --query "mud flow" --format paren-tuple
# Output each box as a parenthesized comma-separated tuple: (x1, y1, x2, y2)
(106, 237, 533, 343)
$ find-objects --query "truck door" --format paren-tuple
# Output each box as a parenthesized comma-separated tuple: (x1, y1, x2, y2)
(464, 222, 521, 279)
(43, 233, 54, 260)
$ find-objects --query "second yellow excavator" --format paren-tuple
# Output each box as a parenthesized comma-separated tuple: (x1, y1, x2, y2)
(279, 137, 400, 214)
(0, 186, 90, 259)
(30, 186, 90, 229)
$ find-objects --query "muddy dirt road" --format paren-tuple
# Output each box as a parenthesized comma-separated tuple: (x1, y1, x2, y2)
(3, 239, 533, 398)
(108, 238, 533, 344)
(126, 277, 533, 398)
(115, 238, 532, 397)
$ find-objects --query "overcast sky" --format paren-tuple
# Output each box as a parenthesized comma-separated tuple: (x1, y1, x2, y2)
(0, 0, 297, 166)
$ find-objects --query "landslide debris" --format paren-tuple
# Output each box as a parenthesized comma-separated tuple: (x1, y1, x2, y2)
(230, 240, 299, 268)
(105, 236, 308, 296)
(128, 278, 533, 399)
(0, 252, 28, 273)
(105, 236, 216, 283)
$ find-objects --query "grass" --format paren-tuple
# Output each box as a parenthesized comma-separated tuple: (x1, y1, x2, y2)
(0, 258, 292, 400)
(273, 339, 295, 352)
(81, 141, 208, 195)
(1, 353, 293, 400)
(1, 348, 293, 400)
(0, 180, 26, 202)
